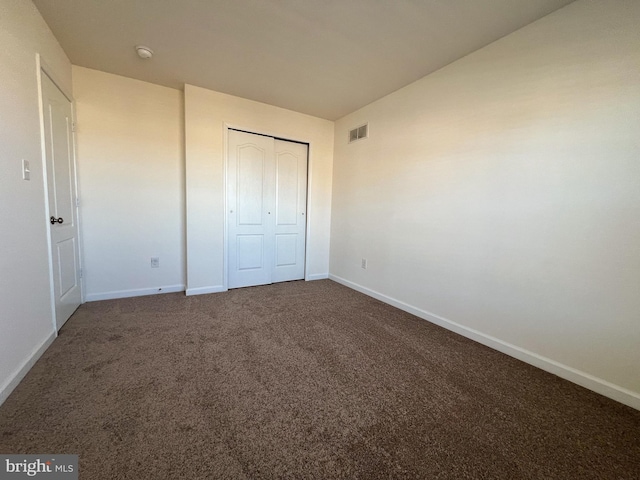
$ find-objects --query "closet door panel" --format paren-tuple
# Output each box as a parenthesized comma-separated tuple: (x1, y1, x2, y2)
(228, 131, 275, 288)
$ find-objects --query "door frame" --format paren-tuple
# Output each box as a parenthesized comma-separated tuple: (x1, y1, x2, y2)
(222, 123, 311, 290)
(36, 54, 85, 334)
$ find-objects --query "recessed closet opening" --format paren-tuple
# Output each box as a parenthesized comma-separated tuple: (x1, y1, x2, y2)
(226, 129, 309, 289)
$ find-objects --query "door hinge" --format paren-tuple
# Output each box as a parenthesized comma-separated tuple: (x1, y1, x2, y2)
(76, 197, 80, 207)
(79, 268, 83, 278)
(72, 122, 77, 132)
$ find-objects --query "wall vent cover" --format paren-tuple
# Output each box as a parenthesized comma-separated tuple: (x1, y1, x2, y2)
(349, 123, 368, 143)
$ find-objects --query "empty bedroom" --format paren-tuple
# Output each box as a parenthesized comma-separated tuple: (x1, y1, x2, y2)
(1, 0, 639, 478)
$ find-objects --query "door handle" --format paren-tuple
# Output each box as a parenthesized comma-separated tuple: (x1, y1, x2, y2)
(50, 216, 64, 225)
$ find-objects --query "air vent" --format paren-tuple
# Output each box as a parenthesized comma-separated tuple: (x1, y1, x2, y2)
(349, 123, 368, 143)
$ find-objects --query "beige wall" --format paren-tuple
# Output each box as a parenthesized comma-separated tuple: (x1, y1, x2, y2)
(0, 0, 72, 404)
(330, 0, 640, 408)
(73, 66, 185, 300)
(185, 85, 334, 294)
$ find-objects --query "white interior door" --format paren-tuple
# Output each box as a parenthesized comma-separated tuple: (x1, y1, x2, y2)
(227, 130, 307, 289)
(41, 72, 82, 330)
(228, 131, 276, 288)
(273, 139, 308, 283)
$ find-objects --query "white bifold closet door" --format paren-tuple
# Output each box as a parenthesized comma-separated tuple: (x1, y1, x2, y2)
(227, 130, 308, 289)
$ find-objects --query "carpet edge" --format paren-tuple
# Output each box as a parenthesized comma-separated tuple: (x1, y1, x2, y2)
(85, 284, 186, 302)
(328, 274, 640, 411)
(0, 330, 56, 407)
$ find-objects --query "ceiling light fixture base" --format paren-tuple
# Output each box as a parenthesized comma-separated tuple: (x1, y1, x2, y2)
(135, 45, 153, 59)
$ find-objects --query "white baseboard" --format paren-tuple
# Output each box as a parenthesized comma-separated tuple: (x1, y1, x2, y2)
(329, 274, 640, 411)
(306, 273, 329, 281)
(185, 285, 227, 296)
(0, 331, 56, 407)
(85, 284, 185, 302)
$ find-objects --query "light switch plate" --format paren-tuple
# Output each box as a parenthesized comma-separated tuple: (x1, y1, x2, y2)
(22, 159, 30, 181)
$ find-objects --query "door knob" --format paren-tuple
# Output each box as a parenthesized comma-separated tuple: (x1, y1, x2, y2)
(50, 216, 64, 225)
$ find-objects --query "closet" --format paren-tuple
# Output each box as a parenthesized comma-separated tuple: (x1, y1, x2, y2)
(227, 129, 308, 288)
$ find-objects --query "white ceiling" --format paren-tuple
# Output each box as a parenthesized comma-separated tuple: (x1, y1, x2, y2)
(33, 0, 575, 120)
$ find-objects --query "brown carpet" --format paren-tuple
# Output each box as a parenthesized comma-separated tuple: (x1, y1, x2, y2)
(1, 280, 638, 479)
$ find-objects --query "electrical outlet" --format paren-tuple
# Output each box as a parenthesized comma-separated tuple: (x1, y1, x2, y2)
(151, 257, 160, 268)
(361, 258, 367, 269)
